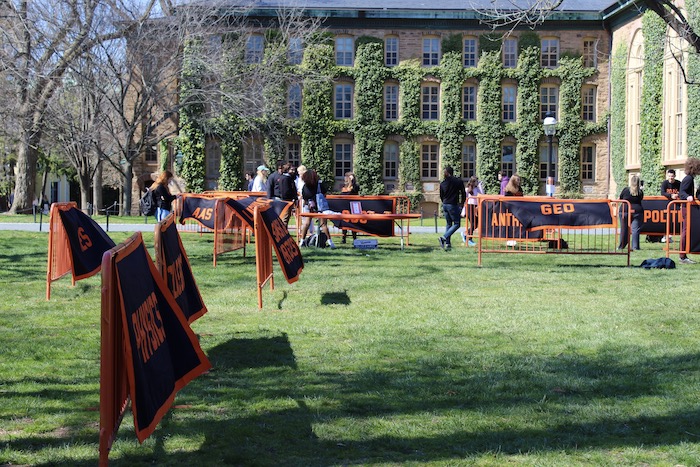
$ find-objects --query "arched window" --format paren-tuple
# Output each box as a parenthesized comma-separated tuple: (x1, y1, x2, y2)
(662, 27, 688, 162)
(626, 30, 644, 169)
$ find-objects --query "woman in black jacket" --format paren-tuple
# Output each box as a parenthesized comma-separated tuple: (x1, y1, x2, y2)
(618, 174, 644, 251)
(153, 170, 177, 221)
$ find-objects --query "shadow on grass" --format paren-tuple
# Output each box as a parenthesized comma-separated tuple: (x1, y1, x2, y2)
(321, 290, 350, 306)
(11, 344, 700, 465)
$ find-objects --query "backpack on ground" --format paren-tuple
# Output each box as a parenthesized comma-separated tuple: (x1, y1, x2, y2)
(140, 188, 157, 216)
(307, 231, 327, 248)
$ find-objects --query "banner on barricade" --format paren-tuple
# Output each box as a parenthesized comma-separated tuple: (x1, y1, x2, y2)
(327, 196, 395, 237)
(690, 205, 700, 253)
(225, 197, 291, 229)
(479, 200, 543, 239)
(640, 196, 683, 235)
(179, 196, 218, 229)
(111, 234, 210, 443)
(57, 206, 116, 280)
(256, 203, 303, 283)
(155, 216, 208, 323)
(506, 199, 614, 230)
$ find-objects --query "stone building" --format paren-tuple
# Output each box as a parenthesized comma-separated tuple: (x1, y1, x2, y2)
(133, 0, 697, 212)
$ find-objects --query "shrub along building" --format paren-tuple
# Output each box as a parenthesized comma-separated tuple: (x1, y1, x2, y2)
(134, 0, 699, 213)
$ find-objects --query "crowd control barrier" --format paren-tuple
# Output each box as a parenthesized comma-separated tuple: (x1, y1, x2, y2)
(476, 196, 631, 266)
(299, 194, 414, 243)
(175, 193, 247, 266)
(640, 196, 682, 239)
(664, 200, 700, 258)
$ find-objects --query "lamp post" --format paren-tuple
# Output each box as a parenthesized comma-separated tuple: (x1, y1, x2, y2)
(543, 112, 557, 197)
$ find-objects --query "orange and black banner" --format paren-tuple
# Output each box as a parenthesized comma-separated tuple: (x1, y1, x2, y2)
(640, 196, 682, 235)
(179, 196, 218, 229)
(256, 201, 303, 283)
(155, 217, 208, 323)
(505, 199, 614, 230)
(225, 196, 291, 229)
(479, 200, 543, 239)
(58, 206, 116, 279)
(327, 197, 395, 237)
(113, 234, 210, 443)
(690, 205, 700, 253)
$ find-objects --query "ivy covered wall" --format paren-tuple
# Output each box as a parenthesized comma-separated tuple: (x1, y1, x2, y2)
(177, 31, 610, 199)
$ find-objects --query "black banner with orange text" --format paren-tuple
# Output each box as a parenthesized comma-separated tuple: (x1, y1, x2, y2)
(58, 207, 116, 279)
(479, 200, 543, 239)
(257, 203, 303, 283)
(114, 236, 210, 442)
(639, 196, 683, 235)
(179, 196, 218, 229)
(327, 197, 395, 237)
(505, 199, 614, 230)
(156, 218, 207, 323)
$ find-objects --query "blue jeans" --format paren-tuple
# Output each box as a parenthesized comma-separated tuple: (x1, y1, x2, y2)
(156, 207, 171, 222)
(442, 203, 462, 245)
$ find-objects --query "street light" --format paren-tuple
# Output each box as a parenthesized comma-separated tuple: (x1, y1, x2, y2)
(543, 112, 557, 197)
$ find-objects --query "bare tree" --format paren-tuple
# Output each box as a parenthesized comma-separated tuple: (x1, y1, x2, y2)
(43, 57, 104, 211)
(0, 0, 160, 214)
(475, 0, 700, 83)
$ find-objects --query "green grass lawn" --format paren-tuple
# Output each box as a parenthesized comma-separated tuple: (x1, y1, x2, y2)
(1, 230, 699, 466)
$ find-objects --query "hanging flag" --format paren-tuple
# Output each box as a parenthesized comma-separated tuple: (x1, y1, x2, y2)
(256, 203, 303, 283)
(58, 206, 116, 280)
(179, 196, 218, 230)
(155, 217, 208, 323)
(113, 234, 210, 443)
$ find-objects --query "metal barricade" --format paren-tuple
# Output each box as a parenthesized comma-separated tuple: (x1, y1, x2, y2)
(476, 196, 631, 266)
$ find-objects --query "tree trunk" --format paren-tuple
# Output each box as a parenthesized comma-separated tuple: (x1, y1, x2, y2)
(122, 163, 134, 216)
(79, 172, 91, 213)
(9, 133, 40, 214)
(93, 162, 103, 213)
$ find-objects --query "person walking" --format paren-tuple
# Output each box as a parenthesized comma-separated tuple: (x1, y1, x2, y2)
(617, 175, 644, 251)
(464, 176, 482, 246)
(152, 170, 177, 221)
(438, 166, 466, 250)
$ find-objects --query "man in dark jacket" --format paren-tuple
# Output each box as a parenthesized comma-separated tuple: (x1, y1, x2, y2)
(438, 166, 467, 250)
(278, 163, 298, 226)
(266, 160, 285, 199)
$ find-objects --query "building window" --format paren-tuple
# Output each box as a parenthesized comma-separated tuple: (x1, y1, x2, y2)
(539, 144, 558, 180)
(462, 143, 476, 179)
(581, 145, 595, 182)
(503, 38, 518, 68)
(288, 84, 302, 119)
(421, 83, 440, 120)
(463, 37, 478, 67)
(626, 37, 643, 167)
(243, 138, 264, 174)
(421, 143, 440, 180)
(334, 142, 353, 179)
(463, 84, 477, 120)
(502, 85, 516, 122)
(206, 138, 222, 190)
(288, 37, 303, 65)
(245, 34, 264, 64)
(385, 36, 398, 67)
(501, 144, 515, 177)
(541, 38, 559, 68)
(287, 141, 301, 167)
(582, 86, 596, 122)
(334, 83, 353, 119)
(676, 70, 684, 158)
(583, 39, 597, 68)
(335, 36, 354, 66)
(384, 84, 398, 121)
(144, 146, 157, 162)
(540, 85, 558, 120)
(422, 37, 440, 66)
(384, 142, 399, 180)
